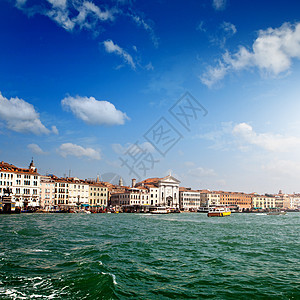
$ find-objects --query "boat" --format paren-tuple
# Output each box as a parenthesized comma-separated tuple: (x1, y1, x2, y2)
(207, 207, 231, 217)
(150, 207, 169, 214)
(267, 211, 286, 215)
(197, 207, 210, 213)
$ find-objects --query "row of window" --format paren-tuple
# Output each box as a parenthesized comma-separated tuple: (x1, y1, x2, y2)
(91, 187, 107, 191)
(0, 173, 13, 179)
(0, 181, 13, 186)
(55, 183, 69, 187)
(90, 193, 106, 197)
(90, 199, 106, 205)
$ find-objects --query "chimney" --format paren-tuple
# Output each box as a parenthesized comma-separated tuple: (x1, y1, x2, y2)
(132, 178, 136, 187)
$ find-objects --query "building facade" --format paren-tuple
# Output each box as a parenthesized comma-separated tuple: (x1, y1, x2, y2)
(53, 177, 69, 208)
(219, 192, 252, 211)
(89, 182, 108, 209)
(40, 175, 55, 210)
(252, 195, 276, 209)
(179, 188, 201, 211)
(68, 178, 89, 207)
(0, 160, 40, 209)
(200, 191, 220, 207)
(136, 175, 180, 208)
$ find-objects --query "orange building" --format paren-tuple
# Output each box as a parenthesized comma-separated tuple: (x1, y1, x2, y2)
(219, 191, 252, 211)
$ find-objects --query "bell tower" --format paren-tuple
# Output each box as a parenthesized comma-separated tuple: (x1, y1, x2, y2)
(29, 158, 37, 172)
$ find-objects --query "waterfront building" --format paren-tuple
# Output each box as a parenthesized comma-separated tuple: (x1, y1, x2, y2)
(252, 195, 276, 210)
(67, 178, 89, 208)
(179, 187, 201, 211)
(275, 192, 290, 209)
(40, 175, 55, 210)
(88, 182, 108, 209)
(110, 186, 149, 210)
(134, 178, 159, 206)
(219, 191, 252, 211)
(136, 175, 180, 208)
(53, 177, 69, 208)
(0, 160, 40, 209)
(200, 191, 220, 207)
(289, 195, 300, 209)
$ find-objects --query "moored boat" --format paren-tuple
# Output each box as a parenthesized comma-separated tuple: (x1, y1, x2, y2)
(207, 207, 231, 217)
(267, 211, 286, 215)
(150, 207, 169, 214)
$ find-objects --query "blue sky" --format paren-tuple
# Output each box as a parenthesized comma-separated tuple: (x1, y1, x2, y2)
(1, 0, 300, 194)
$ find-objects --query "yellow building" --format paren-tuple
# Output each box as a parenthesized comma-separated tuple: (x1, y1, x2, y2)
(89, 183, 108, 209)
(252, 196, 276, 209)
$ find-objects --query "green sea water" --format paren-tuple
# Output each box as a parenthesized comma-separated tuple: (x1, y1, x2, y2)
(0, 213, 299, 299)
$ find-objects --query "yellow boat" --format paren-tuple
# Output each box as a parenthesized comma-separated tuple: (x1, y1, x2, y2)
(207, 207, 231, 217)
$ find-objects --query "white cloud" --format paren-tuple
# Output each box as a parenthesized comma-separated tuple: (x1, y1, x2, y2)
(196, 21, 206, 32)
(233, 122, 300, 152)
(44, 0, 116, 32)
(188, 166, 217, 177)
(14, 1, 158, 49)
(51, 125, 59, 135)
(201, 22, 300, 87)
(145, 62, 154, 71)
(0, 92, 51, 135)
(61, 95, 129, 126)
(262, 160, 300, 177)
(130, 14, 158, 48)
(204, 21, 237, 49)
(221, 21, 237, 35)
(103, 40, 136, 69)
(27, 143, 47, 155)
(212, 0, 226, 11)
(58, 143, 101, 160)
(15, 0, 27, 8)
(200, 61, 228, 88)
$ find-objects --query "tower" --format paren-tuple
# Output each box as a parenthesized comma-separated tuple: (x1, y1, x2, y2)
(29, 158, 37, 172)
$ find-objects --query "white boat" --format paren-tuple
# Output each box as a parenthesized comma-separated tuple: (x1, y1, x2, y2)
(207, 206, 231, 217)
(150, 207, 169, 214)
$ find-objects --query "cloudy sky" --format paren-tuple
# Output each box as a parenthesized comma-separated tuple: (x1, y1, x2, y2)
(1, 0, 300, 194)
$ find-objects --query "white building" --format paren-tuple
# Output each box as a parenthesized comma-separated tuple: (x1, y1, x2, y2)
(136, 175, 180, 208)
(0, 160, 40, 209)
(53, 178, 69, 208)
(289, 195, 300, 209)
(252, 195, 276, 209)
(67, 178, 89, 207)
(179, 188, 201, 211)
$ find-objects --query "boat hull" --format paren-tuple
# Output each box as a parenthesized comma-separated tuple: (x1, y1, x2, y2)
(150, 211, 169, 214)
(207, 211, 231, 217)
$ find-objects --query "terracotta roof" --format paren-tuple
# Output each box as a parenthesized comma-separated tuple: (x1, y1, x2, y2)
(0, 161, 39, 175)
(180, 187, 200, 193)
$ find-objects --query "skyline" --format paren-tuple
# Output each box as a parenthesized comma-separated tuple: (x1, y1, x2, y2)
(1, 0, 300, 194)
